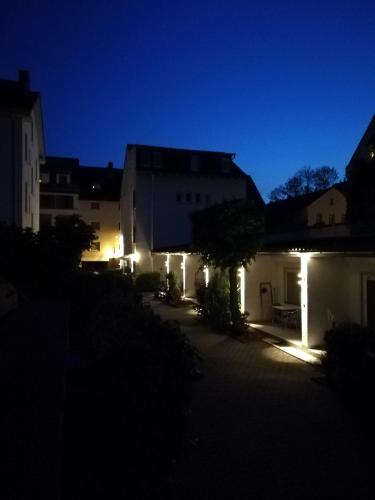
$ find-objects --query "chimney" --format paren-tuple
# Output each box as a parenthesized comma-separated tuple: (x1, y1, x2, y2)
(18, 70, 30, 91)
(107, 161, 113, 169)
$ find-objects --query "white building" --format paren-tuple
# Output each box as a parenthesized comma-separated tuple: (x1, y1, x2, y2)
(120, 144, 263, 285)
(0, 70, 45, 231)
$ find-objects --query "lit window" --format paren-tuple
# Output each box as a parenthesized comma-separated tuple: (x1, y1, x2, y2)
(91, 202, 100, 210)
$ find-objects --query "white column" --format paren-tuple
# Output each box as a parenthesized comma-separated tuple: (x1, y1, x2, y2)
(238, 266, 245, 314)
(181, 254, 186, 297)
(165, 254, 170, 275)
(299, 253, 310, 347)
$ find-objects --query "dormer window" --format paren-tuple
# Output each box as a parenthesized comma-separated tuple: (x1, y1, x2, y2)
(141, 150, 151, 168)
(221, 158, 231, 173)
(191, 155, 200, 172)
(152, 151, 162, 168)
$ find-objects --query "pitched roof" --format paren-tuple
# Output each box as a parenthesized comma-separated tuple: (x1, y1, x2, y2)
(127, 144, 247, 177)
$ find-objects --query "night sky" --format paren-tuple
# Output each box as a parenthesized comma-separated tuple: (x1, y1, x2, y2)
(1, 0, 374, 199)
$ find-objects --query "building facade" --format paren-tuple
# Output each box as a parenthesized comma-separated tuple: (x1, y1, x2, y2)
(120, 144, 263, 274)
(40, 156, 123, 267)
(0, 70, 45, 231)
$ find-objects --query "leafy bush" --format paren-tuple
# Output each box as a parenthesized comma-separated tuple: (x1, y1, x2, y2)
(135, 272, 161, 292)
(323, 322, 375, 395)
(195, 273, 231, 330)
(166, 272, 182, 306)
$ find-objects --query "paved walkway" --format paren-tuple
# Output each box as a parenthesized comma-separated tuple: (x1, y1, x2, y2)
(150, 299, 374, 500)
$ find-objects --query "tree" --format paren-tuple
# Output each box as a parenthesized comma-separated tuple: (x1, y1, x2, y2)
(191, 199, 263, 332)
(269, 166, 339, 201)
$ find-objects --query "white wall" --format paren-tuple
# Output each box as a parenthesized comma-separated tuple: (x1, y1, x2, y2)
(307, 188, 347, 226)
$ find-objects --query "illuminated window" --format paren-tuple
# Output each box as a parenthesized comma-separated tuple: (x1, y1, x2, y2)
(328, 214, 335, 225)
(91, 202, 100, 210)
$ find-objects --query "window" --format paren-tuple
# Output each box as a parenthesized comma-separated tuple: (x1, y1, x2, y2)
(91, 202, 100, 210)
(330, 198, 334, 206)
(186, 192, 192, 203)
(176, 192, 182, 203)
(221, 157, 231, 173)
(195, 193, 201, 204)
(40, 195, 73, 209)
(191, 155, 200, 172)
(91, 241, 101, 252)
(328, 214, 335, 225)
(55, 196, 74, 209)
(91, 222, 101, 230)
(57, 174, 69, 185)
(316, 213, 323, 224)
(141, 150, 151, 168)
(40, 213, 52, 228)
(152, 151, 162, 168)
(206, 193, 211, 205)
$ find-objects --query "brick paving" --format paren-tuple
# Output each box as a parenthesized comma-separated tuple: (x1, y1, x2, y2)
(150, 300, 374, 500)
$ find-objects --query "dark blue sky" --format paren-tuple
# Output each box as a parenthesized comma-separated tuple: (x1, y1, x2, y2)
(1, 0, 374, 199)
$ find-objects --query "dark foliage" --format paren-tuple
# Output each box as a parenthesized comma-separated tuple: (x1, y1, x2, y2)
(166, 272, 182, 306)
(323, 322, 375, 397)
(269, 166, 339, 201)
(135, 271, 161, 292)
(195, 273, 231, 330)
(64, 272, 198, 499)
(0, 216, 96, 295)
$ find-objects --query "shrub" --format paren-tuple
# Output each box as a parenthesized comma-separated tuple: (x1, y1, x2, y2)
(135, 272, 161, 292)
(195, 273, 231, 330)
(323, 322, 375, 395)
(165, 272, 182, 306)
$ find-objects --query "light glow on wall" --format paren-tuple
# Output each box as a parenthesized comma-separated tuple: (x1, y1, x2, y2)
(203, 266, 209, 287)
(298, 253, 311, 348)
(165, 254, 170, 275)
(180, 254, 186, 297)
(238, 266, 245, 314)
